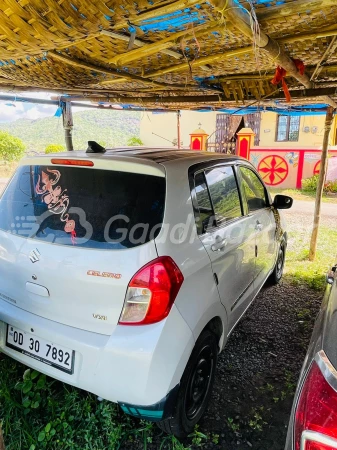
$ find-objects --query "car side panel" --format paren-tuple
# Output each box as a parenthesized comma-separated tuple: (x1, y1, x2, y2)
(155, 164, 228, 347)
(252, 207, 277, 295)
(199, 215, 256, 333)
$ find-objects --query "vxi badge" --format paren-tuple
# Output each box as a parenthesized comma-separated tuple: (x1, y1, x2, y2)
(29, 249, 41, 263)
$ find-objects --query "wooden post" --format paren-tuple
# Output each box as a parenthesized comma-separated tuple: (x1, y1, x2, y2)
(309, 106, 335, 261)
(62, 101, 74, 151)
(177, 111, 181, 149)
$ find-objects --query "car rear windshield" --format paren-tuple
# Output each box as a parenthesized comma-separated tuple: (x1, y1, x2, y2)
(0, 165, 165, 249)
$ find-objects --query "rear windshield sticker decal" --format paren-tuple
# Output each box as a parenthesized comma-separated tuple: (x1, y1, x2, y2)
(35, 169, 77, 244)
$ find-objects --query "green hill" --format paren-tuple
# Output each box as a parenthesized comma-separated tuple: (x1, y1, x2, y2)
(0, 109, 141, 152)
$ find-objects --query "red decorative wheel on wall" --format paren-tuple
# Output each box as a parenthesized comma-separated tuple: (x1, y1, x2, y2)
(258, 155, 289, 186)
(313, 160, 321, 175)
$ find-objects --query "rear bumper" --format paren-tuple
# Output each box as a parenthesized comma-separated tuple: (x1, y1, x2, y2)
(0, 301, 194, 409)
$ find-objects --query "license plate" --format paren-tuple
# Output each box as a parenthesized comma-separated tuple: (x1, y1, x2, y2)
(6, 325, 74, 374)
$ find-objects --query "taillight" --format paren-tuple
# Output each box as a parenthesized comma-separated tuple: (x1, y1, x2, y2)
(294, 351, 337, 450)
(119, 256, 184, 325)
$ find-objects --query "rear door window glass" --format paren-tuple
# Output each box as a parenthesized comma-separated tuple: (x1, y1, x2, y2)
(0, 165, 165, 249)
(205, 166, 242, 226)
(193, 171, 214, 234)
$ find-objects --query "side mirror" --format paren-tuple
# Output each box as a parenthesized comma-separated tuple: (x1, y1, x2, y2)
(327, 265, 337, 285)
(273, 194, 293, 210)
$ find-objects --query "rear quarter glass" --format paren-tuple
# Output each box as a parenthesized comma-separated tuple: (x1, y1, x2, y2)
(0, 165, 165, 249)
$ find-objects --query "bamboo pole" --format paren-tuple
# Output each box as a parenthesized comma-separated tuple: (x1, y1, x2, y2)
(49, 51, 173, 89)
(311, 36, 337, 81)
(55, 87, 337, 104)
(211, 0, 313, 88)
(278, 26, 337, 44)
(258, 0, 337, 22)
(309, 106, 335, 261)
(62, 101, 74, 152)
(177, 111, 181, 149)
(210, 0, 337, 109)
(108, 23, 219, 65)
(145, 47, 252, 78)
(100, 30, 182, 60)
(114, 0, 201, 30)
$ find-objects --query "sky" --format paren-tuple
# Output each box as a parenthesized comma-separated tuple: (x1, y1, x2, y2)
(0, 92, 87, 123)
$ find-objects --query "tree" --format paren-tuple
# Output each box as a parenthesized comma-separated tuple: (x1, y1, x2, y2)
(0, 131, 25, 162)
(127, 136, 143, 146)
(45, 144, 65, 154)
(309, 106, 335, 260)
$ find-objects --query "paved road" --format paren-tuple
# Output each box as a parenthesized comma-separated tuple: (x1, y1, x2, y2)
(287, 198, 337, 218)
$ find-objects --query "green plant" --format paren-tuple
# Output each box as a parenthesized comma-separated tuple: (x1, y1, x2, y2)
(302, 175, 319, 192)
(45, 144, 65, 154)
(0, 357, 144, 449)
(324, 180, 337, 193)
(284, 370, 297, 395)
(211, 433, 220, 444)
(248, 410, 265, 432)
(159, 435, 190, 450)
(227, 417, 240, 433)
(127, 136, 143, 146)
(301, 176, 337, 195)
(0, 131, 25, 162)
(188, 425, 208, 447)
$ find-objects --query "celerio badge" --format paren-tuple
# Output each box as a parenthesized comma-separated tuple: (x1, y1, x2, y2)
(29, 249, 41, 263)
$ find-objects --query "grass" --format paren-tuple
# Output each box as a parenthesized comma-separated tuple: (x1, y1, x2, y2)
(0, 358, 209, 450)
(284, 224, 337, 291)
(269, 188, 337, 204)
(0, 359, 198, 450)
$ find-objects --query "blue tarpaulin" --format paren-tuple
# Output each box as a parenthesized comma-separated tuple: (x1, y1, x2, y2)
(195, 104, 334, 116)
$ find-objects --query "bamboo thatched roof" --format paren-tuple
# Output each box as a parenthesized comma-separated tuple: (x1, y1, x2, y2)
(0, 0, 337, 110)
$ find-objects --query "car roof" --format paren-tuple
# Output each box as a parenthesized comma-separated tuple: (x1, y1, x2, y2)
(106, 147, 243, 164)
(23, 147, 244, 166)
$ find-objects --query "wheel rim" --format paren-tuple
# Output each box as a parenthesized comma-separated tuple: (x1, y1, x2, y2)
(185, 344, 215, 421)
(276, 245, 284, 279)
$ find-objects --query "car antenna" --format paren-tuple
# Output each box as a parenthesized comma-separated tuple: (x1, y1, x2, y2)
(86, 141, 106, 154)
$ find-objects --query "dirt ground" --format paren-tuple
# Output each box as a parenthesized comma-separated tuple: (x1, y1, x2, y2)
(123, 206, 328, 449)
(198, 281, 320, 450)
(118, 279, 321, 450)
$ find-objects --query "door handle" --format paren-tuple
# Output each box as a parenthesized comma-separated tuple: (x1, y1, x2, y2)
(255, 221, 263, 231)
(211, 236, 227, 252)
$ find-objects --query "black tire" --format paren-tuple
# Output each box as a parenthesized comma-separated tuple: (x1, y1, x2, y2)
(269, 239, 286, 285)
(157, 330, 218, 438)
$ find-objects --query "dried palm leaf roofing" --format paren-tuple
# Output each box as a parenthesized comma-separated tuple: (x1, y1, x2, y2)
(0, 0, 337, 110)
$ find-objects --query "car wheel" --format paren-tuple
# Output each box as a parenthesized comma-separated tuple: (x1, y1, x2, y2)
(157, 330, 218, 438)
(269, 239, 286, 285)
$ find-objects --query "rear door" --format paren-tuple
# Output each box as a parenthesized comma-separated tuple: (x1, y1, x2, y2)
(237, 165, 277, 292)
(192, 163, 256, 331)
(0, 162, 166, 335)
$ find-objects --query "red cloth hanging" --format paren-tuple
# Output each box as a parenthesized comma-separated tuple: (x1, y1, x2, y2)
(271, 59, 305, 102)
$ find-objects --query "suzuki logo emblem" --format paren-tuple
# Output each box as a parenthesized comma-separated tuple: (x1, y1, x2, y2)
(29, 249, 41, 263)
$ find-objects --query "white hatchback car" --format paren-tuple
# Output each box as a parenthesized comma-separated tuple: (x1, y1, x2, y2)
(0, 145, 292, 436)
